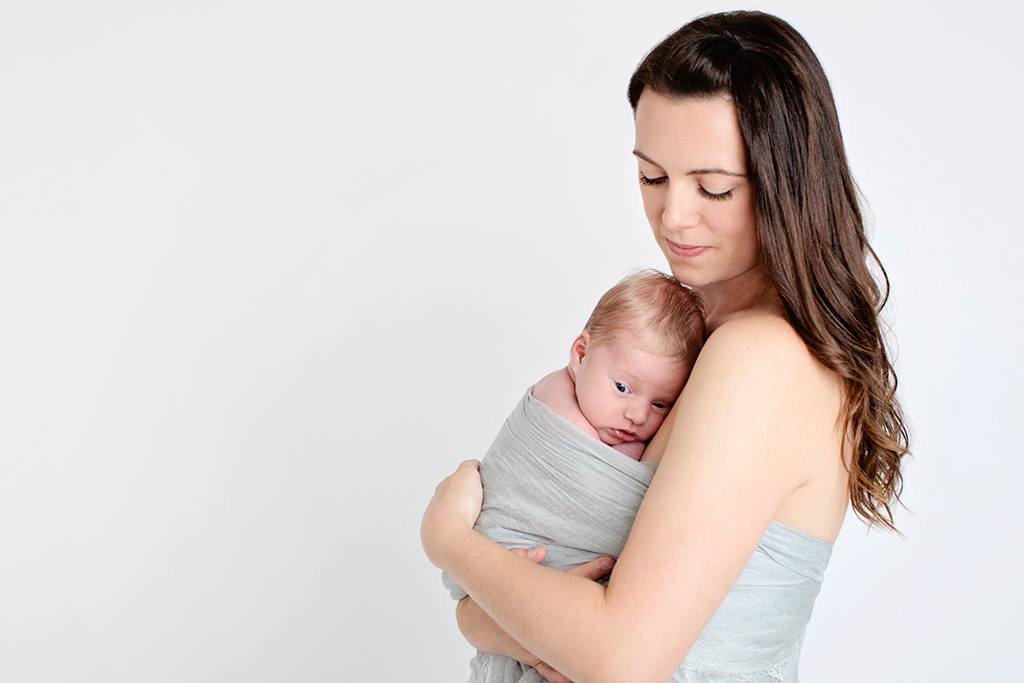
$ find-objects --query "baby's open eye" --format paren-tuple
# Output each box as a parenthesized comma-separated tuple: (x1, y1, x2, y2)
(652, 402, 671, 412)
(614, 382, 631, 394)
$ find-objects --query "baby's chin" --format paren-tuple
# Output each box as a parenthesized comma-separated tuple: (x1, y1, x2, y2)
(606, 439, 647, 460)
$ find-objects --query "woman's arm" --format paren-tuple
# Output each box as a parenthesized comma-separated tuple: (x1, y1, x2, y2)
(456, 596, 537, 662)
(453, 546, 550, 662)
(423, 317, 835, 683)
(456, 549, 617, 681)
(456, 599, 574, 683)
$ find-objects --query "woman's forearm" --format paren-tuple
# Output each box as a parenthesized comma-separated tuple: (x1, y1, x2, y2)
(443, 528, 613, 682)
(455, 596, 540, 666)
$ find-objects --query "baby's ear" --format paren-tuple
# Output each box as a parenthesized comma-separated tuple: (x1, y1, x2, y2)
(568, 330, 590, 371)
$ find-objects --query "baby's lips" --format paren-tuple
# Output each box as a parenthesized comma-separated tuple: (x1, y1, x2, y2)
(609, 427, 641, 441)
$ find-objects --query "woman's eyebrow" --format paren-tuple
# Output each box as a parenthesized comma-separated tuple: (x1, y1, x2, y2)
(632, 149, 747, 177)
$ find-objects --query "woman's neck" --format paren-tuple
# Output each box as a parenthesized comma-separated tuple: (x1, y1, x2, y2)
(695, 264, 786, 333)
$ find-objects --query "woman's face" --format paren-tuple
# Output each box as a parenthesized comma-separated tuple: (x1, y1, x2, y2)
(633, 90, 759, 289)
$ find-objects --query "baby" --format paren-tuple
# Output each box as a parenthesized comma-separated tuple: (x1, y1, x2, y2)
(440, 269, 707, 680)
(531, 269, 706, 461)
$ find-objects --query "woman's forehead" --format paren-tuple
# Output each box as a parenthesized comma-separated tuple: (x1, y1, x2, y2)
(633, 90, 747, 173)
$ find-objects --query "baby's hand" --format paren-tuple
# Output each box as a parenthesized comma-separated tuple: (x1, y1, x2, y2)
(611, 440, 646, 461)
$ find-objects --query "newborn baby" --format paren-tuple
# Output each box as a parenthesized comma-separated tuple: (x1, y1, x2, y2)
(441, 269, 706, 681)
(532, 269, 706, 460)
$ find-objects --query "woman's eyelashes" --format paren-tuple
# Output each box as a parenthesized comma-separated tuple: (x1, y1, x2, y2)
(637, 172, 733, 201)
(697, 186, 734, 201)
(638, 172, 667, 187)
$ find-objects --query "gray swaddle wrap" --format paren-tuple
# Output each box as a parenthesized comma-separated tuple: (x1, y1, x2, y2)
(442, 386, 832, 683)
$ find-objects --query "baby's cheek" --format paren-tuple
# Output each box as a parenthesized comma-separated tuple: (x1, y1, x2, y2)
(647, 414, 667, 435)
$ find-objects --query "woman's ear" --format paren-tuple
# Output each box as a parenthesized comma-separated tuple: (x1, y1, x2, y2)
(568, 330, 590, 376)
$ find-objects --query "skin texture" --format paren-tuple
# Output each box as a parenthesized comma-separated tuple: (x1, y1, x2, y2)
(532, 331, 689, 462)
(421, 91, 851, 683)
(455, 547, 614, 683)
(634, 92, 764, 317)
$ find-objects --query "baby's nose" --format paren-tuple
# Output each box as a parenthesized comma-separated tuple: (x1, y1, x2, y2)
(625, 401, 649, 425)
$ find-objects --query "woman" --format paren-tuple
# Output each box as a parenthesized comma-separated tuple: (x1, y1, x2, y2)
(421, 10, 909, 682)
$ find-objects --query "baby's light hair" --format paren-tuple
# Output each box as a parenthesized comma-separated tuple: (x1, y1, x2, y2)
(583, 269, 707, 369)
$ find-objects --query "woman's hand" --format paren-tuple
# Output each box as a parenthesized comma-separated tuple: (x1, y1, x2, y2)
(458, 545, 616, 683)
(420, 459, 484, 568)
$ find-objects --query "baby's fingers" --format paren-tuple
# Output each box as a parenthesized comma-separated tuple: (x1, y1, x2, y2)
(535, 660, 573, 683)
(566, 555, 615, 582)
(508, 546, 547, 564)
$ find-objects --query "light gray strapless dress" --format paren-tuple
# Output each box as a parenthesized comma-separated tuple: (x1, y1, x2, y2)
(442, 387, 833, 682)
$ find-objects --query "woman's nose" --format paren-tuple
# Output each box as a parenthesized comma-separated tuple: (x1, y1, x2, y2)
(661, 183, 701, 231)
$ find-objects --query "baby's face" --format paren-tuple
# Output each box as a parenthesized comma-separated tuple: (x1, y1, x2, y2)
(572, 334, 689, 448)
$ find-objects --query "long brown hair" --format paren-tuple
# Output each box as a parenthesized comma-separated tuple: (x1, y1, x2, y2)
(627, 10, 911, 533)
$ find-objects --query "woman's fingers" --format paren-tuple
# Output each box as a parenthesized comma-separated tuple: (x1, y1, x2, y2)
(420, 459, 485, 566)
(535, 661, 573, 683)
(435, 459, 478, 493)
(566, 555, 615, 581)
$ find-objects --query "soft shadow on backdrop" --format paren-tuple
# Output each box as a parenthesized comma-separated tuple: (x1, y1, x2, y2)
(1, 1, 1020, 681)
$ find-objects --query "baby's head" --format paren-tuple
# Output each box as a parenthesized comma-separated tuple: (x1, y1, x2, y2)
(568, 269, 706, 449)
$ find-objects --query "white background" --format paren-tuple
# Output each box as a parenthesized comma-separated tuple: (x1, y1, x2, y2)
(1, 1, 1021, 681)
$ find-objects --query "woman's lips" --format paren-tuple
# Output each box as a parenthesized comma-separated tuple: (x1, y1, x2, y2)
(665, 239, 710, 257)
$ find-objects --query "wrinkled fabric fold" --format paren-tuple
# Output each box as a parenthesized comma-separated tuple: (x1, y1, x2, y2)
(442, 386, 833, 683)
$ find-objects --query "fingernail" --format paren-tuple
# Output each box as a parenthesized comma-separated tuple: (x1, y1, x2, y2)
(599, 557, 614, 569)
(528, 547, 542, 559)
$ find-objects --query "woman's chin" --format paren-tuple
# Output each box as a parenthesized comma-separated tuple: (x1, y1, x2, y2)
(662, 261, 709, 288)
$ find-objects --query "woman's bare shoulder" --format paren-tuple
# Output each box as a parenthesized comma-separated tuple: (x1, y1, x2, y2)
(707, 313, 805, 354)
(703, 313, 838, 389)
(698, 313, 846, 487)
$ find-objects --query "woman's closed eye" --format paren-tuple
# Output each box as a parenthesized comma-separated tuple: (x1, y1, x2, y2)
(697, 185, 733, 201)
(638, 172, 668, 187)
(637, 172, 734, 201)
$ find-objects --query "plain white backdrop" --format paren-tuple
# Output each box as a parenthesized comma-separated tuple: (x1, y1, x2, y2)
(1, 1, 1021, 681)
